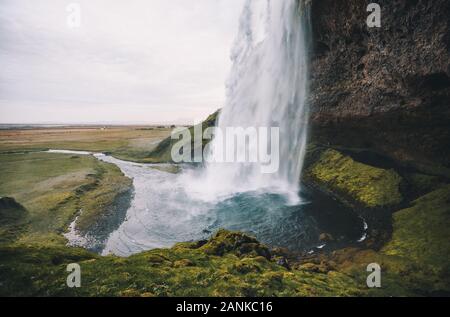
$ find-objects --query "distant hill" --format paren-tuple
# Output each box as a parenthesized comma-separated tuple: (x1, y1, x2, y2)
(148, 110, 220, 163)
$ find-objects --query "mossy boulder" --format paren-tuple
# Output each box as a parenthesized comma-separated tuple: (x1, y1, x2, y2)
(173, 259, 195, 268)
(0, 197, 28, 226)
(0, 229, 363, 296)
(314, 184, 450, 296)
(0, 197, 28, 243)
(405, 173, 445, 196)
(305, 148, 403, 208)
(199, 229, 271, 259)
(382, 185, 450, 277)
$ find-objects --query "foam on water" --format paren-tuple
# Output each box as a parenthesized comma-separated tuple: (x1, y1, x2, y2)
(45, 150, 363, 257)
(53, 2, 324, 256)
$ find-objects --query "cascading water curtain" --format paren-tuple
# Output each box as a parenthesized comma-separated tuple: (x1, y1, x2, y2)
(201, 0, 311, 203)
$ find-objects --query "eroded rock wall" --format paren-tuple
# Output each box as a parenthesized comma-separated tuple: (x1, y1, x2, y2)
(308, 0, 450, 170)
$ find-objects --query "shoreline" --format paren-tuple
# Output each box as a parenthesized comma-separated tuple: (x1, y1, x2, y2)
(43, 149, 366, 257)
(1, 142, 449, 296)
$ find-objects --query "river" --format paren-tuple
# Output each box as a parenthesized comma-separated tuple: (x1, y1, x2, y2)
(48, 150, 366, 257)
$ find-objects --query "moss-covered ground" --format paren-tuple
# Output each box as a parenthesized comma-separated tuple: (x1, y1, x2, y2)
(0, 230, 362, 296)
(305, 148, 403, 208)
(302, 145, 450, 296)
(1, 127, 448, 296)
(0, 152, 132, 246)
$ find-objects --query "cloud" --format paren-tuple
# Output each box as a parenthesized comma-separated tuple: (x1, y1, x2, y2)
(0, 0, 244, 124)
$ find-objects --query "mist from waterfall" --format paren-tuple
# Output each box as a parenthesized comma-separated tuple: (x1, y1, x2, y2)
(185, 0, 310, 203)
(55, 2, 364, 257)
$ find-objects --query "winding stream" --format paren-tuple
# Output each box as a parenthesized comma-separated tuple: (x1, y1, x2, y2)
(49, 150, 366, 257)
(49, 1, 369, 257)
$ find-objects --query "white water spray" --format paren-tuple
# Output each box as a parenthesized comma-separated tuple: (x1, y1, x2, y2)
(187, 0, 310, 203)
(53, 2, 363, 257)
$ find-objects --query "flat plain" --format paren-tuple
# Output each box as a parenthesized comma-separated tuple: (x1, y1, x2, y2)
(0, 126, 172, 162)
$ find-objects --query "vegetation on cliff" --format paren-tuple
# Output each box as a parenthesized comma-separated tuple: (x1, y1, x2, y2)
(302, 146, 450, 296)
(148, 110, 219, 163)
(305, 148, 403, 208)
(382, 185, 450, 290)
(308, 0, 450, 170)
(0, 230, 362, 297)
(323, 186, 450, 296)
(0, 197, 28, 244)
(1, 118, 449, 297)
(1, 146, 449, 296)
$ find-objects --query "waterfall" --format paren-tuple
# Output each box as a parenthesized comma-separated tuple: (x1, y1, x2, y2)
(185, 0, 310, 203)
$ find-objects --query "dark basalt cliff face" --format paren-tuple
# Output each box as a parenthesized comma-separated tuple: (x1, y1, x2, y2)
(308, 0, 450, 172)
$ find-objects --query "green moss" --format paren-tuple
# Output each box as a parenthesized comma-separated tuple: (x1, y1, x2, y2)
(0, 197, 27, 226)
(0, 230, 363, 296)
(319, 184, 450, 296)
(382, 185, 450, 274)
(199, 229, 271, 259)
(406, 173, 444, 195)
(1, 137, 447, 296)
(75, 163, 132, 234)
(0, 127, 172, 163)
(306, 149, 403, 207)
(0, 197, 28, 243)
(147, 110, 219, 163)
(0, 152, 132, 247)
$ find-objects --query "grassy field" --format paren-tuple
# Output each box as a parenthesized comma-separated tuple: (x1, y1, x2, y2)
(0, 230, 364, 296)
(0, 151, 132, 247)
(0, 125, 449, 296)
(0, 130, 365, 296)
(303, 145, 450, 296)
(0, 124, 175, 250)
(0, 126, 172, 162)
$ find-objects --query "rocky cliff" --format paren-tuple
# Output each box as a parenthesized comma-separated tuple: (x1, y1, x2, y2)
(308, 0, 450, 173)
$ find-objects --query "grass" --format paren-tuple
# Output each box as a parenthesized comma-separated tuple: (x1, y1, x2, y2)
(302, 146, 450, 296)
(0, 230, 362, 297)
(0, 126, 171, 162)
(149, 110, 219, 163)
(0, 152, 132, 246)
(1, 124, 449, 296)
(382, 185, 450, 274)
(324, 186, 450, 296)
(74, 163, 132, 234)
(0, 146, 449, 296)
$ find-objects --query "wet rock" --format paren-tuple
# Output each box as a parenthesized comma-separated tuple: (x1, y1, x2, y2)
(299, 262, 320, 273)
(319, 233, 334, 243)
(271, 246, 291, 258)
(200, 229, 271, 259)
(237, 243, 271, 260)
(275, 257, 291, 270)
(308, 0, 450, 170)
(147, 254, 171, 266)
(173, 259, 195, 268)
(299, 261, 331, 274)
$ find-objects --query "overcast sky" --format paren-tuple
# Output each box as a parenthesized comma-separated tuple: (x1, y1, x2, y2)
(0, 0, 245, 124)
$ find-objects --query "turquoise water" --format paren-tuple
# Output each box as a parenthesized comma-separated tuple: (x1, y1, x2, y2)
(49, 151, 365, 257)
(95, 155, 365, 256)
